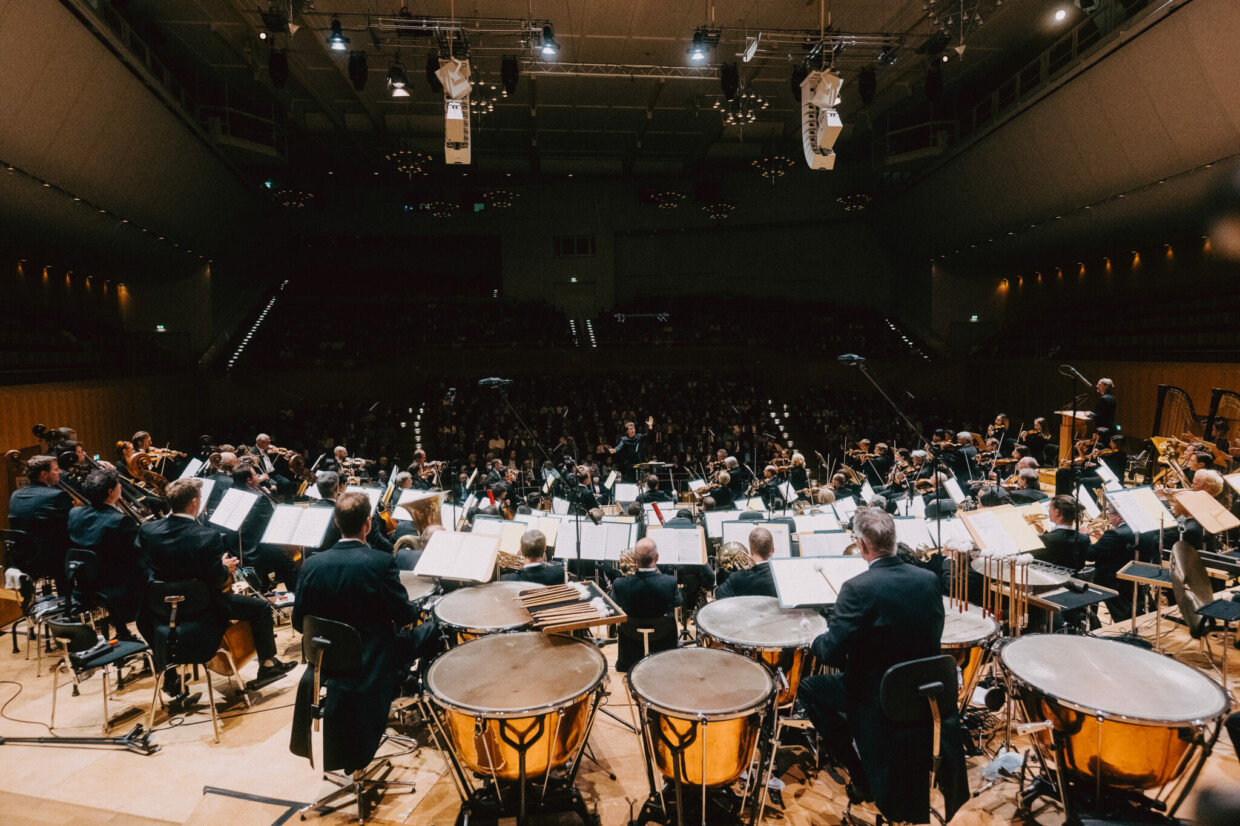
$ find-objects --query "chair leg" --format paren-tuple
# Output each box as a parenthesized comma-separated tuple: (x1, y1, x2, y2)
(147, 668, 163, 732)
(50, 660, 61, 729)
(101, 665, 111, 735)
(205, 669, 220, 743)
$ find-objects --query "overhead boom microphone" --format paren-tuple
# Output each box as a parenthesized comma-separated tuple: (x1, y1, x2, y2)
(837, 353, 866, 366)
(478, 377, 515, 389)
(1058, 365, 1091, 387)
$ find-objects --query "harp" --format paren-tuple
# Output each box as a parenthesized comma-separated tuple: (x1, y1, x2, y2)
(1151, 385, 1209, 440)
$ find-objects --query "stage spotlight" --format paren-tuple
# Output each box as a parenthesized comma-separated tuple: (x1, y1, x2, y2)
(388, 60, 410, 97)
(690, 29, 707, 63)
(858, 66, 877, 104)
(348, 51, 368, 91)
(1054, 8, 1068, 22)
(426, 53, 444, 94)
(328, 17, 348, 51)
(268, 49, 289, 89)
(501, 55, 519, 95)
(720, 63, 739, 101)
(541, 25, 559, 58)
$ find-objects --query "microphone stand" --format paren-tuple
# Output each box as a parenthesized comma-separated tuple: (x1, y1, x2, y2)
(846, 359, 944, 552)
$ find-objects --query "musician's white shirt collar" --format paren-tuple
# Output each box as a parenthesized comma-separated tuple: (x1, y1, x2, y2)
(171, 512, 198, 520)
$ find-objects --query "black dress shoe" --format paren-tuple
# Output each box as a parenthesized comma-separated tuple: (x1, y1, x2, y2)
(257, 658, 297, 679)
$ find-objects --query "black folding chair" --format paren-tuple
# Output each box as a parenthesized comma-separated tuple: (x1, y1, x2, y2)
(144, 580, 227, 742)
(46, 619, 153, 734)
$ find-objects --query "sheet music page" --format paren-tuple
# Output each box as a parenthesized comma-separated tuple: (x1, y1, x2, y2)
(537, 516, 562, 546)
(910, 496, 927, 519)
(178, 458, 203, 480)
(861, 480, 875, 501)
(568, 522, 609, 561)
(1076, 486, 1101, 519)
(687, 478, 708, 493)
(438, 502, 458, 530)
(499, 523, 526, 555)
(413, 532, 459, 577)
(1105, 487, 1163, 534)
(1095, 461, 1123, 491)
(198, 479, 215, 510)
(209, 488, 258, 531)
(260, 505, 301, 545)
(292, 506, 334, 547)
(962, 509, 1020, 555)
(614, 483, 639, 502)
(305, 485, 321, 500)
(650, 527, 705, 564)
(740, 497, 767, 513)
(767, 523, 792, 558)
(779, 481, 795, 502)
(1225, 473, 1240, 496)
(794, 512, 842, 533)
(399, 489, 437, 505)
(833, 496, 858, 521)
(552, 497, 570, 515)
(471, 517, 506, 536)
(345, 486, 383, 510)
(455, 533, 500, 580)
(798, 531, 853, 557)
(943, 477, 966, 504)
(772, 557, 869, 607)
(894, 517, 933, 549)
(935, 518, 976, 548)
(704, 510, 731, 538)
(722, 521, 755, 548)
(511, 513, 540, 527)
(604, 470, 618, 491)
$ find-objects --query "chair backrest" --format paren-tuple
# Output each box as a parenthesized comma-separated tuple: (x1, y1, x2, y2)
(302, 615, 363, 674)
(0, 529, 33, 571)
(1170, 541, 1214, 639)
(879, 654, 958, 724)
(146, 580, 212, 621)
(66, 548, 99, 587)
(46, 619, 101, 654)
(617, 615, 678, 657)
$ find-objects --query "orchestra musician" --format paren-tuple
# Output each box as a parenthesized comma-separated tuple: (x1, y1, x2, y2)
(1021, 418, 1052, 466)
(291, 491, 442, 773)
(638, 473, 673, 504)
(715, 527, 777, 599)
(1038, 495, 1090, 571)
(228, 463, 299, 593)
(253, 434, 294, 502)
(610, 537, 680, 619)
(609, 416, 655, 481)
(756, 465, 787, 511)
(724, 456, 746, 501)
(831, 472, 863, 503)
(789, 452, 810, 500)
(321, 446, 349, 476)
(205, 451, 236, 514)
(7, 455, 73, 594)
(797, 507, 966, 818)
(406, 449, 434, 490)
(1087, 504, 1138, 621)
(67, 468, 145, 641)
(484, 458, 506, 488)
(137, 479, 295, 710)
(706, 471, 735, 509)
(1008, 469, 1049, 504)
(500, 531, 567, 586)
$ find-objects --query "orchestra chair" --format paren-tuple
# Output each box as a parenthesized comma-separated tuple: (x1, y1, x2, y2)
(45, 619, 153, 734)
(64, 549, 102, 621)
(297, 616, 417, 824)
(143, 580, 229, 742)
(2, 528, 66, 675)
(615, 615, 678, 673)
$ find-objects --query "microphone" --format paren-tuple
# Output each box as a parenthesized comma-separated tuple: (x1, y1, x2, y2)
(762, 432, 777, 440)
(563, 407, 570, 419)
(478, 377, 514, 389)
(838, 353, 866, 366)
(1059, 365, 1090, 386)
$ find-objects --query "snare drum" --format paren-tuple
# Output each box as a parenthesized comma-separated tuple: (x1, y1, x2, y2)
(940, 597, 999, 707)
(628, 647, 775, 787)
(695, 596, 826, 706)
(425, 632, 606, 781)
(432, 581, 540, 645)
(1000, 635, 1229, 791)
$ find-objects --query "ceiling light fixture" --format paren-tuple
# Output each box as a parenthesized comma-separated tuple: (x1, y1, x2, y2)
(540, 25, 558, 58)
(388, 60, 410, 97)
(690, 29, 707, 63)
(328, 18, 348, 51)
(1054, 8, 1068, 22)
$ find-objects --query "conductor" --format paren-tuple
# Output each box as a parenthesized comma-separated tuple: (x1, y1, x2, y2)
(609, 416, 654, 481)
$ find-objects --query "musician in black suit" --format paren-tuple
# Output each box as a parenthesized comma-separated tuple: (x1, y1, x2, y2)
(611, 537, 681, 617)
(501, 530, 566, 585)
(798, 507, 966, 821)
(1090, 378, 1117, 435)
(724, 458, 746, 502)
(253, 434, 295, 502)
(229, 463, 299, 593)
(7, 455, 73, 593)
(1008, 469, 1049, 504)
(67, 468, 144, 640)
(1088, 505, 1138, 621)
(609, 416, 654, 481)
(204, 452, 235, 514)
(291, 492, 440, 772)
(137, 479, 294, 706)
(1038, 495, 1090, 571)
(705, 472, 735, 509)
(715, 527, 777, 599)
(638, 474, 674, 504)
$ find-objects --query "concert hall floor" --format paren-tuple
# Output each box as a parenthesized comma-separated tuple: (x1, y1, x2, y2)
(0, 609, 1236, 826)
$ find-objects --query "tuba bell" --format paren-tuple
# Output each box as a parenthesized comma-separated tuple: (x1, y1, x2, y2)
(399, 492, 443, 534)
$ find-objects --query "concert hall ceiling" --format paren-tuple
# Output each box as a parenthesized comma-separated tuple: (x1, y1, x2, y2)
(112, 0, 1069, 179)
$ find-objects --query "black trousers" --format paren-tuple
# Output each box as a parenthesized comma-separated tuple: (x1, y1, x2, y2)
(798, 673, 867, 785)
(250, 545, 299, 593)
(222, 593, 278, 660)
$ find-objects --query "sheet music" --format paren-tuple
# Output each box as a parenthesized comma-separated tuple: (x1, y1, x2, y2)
(1106, 487, 1173, 535)
(470, 516, 506, 536)
(935, 518, 976, 549)
(559, 522, 631, 561)
(438, 501, 459, 530)
(536, 516, 563, 546)
(793, 512, 842, 533)
(604, 470, 618, 491)
(1225, 473, 1240, 496)
(552, 497, 570, 515)
(260, 506, 300, 545)
(178, 458, 203, 480)
(687, 478, 708, 493)
(740, 497, 767, 513)
(648, 526, 706, 564)
(1076, 486, 1101, 519)
(943, 477, 966, 504)
(413, 531, 499, 581)
(704, 510, 732, 538)
(498, 522, 527, 556)
(833, 496, 858, 521)
(894, 517, 933, 549)
(861, 480, 875, 501)
(778, 481, 795, 502)
(208, 488, 258, 531)
(614, 483, 639, 502)
(1095, 461, 1123, 491)
(260, 505, 333, 547)
(197, 479, 215, 512)
(797, 530, 853, 557)
(346, 486, 383, 510)
(962, 509, 1019, 555)
(721, 521, 791, 557)
(772, 557, 869, 607)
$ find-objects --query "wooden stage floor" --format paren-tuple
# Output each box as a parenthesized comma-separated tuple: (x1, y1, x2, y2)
(0, 604, 1236, 826)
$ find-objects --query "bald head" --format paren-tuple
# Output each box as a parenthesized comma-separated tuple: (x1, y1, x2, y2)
(635, 537, 659, 568)
(748, 527, 774, 561)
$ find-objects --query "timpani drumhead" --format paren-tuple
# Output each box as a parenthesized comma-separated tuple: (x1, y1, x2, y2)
(398, 572, 437, 602)
(940, 598, 998, 647)
(426, 631, 605, 717)
(971, 557, 1070, 590)
(629, 647, 773, 717)
(1000, 635, 1228, 724)
(695, 596, 827, 648)
(433, 581, 540, 631)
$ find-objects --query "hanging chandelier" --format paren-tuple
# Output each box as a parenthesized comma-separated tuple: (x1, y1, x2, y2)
(702, 201, 736, 220)
(713, 84, 768, 126)
(385, 150, 432, 176)
(752, 154, 795, 181)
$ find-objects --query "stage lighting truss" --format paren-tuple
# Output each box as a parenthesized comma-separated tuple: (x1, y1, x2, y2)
(752, 154, 795, 181)
(702, 201, 736, 221)
(274, 188, 314, 208)
(652, 190, 685, 210)
(385, 150, 432, 177)
(712, 84, 767, 126)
